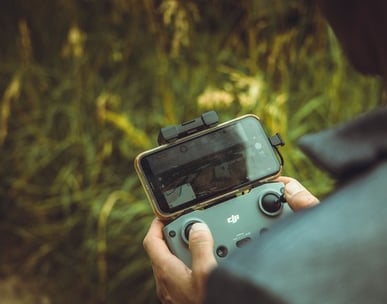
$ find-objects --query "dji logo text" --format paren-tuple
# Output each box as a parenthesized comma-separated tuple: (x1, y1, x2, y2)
(227, 214, 240, 224)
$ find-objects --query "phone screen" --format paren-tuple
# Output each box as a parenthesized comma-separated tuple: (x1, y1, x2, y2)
(138, 116, 281, 215)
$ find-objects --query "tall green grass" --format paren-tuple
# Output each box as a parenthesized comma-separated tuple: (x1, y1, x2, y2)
(0, 0, 383, 303)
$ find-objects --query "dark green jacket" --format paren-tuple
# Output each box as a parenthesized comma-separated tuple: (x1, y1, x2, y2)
(205, 107, 387, 303)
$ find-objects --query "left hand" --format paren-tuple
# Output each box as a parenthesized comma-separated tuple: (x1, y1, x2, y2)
(143, 218, 217, 304)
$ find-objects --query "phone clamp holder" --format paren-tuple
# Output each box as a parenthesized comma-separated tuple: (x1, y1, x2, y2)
(158, 111, 219, 145)
(269, 133, 284, 148)
(269, 133, 285, 165)
(157, 110, 285, 165)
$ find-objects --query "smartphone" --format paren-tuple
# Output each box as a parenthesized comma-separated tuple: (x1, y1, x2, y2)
(134, 114, 282, 220)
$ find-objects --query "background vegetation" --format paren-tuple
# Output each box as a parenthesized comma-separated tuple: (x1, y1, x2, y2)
(0, 0, 384, 303)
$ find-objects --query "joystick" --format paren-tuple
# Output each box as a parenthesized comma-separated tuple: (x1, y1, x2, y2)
(259, 192, 284, 215)
(183, 220, 202, 243)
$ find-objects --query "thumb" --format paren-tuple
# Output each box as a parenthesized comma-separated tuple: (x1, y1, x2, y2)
(285, 179, 319, 211)
(189, 223, 217, 276)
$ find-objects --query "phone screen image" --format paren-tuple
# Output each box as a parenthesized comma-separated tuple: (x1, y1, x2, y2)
(137, 116, 281, 216)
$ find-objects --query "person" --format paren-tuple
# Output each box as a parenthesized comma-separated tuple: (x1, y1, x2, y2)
(143, 0, 387, 303)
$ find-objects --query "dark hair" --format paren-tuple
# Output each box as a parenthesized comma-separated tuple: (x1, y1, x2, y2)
(316, 0, 387, 77)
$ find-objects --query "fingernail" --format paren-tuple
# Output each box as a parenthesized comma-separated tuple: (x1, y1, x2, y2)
(191, 222, 210, 232)
(286, 180, 304, 197)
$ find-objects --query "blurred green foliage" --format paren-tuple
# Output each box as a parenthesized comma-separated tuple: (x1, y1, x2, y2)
(0, 0, 383, 303)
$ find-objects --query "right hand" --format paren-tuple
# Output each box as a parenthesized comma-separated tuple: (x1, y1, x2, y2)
(276, 176, 320, 211)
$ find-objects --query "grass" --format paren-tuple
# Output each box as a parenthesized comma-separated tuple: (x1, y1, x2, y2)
(0, 0, 383, 303)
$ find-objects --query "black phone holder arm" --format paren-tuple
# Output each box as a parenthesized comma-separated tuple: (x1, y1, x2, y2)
(269, 133, 285, 166)
(158, 111, 219, 145)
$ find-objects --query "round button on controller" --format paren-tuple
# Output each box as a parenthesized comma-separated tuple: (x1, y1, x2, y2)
(216, 245, 228, 258)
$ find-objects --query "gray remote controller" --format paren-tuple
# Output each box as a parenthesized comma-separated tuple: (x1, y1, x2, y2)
(163, 182, 292, 267)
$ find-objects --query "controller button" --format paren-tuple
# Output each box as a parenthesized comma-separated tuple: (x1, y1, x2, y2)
(168, 230, 176, 238)
(260, 193, 282, 216)
(216, 246, 228, 258)
(236, 237, 252, 248)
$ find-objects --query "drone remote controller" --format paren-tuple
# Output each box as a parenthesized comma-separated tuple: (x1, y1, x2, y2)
(163, 182, 292, 267)
(135, 111, 292, 266)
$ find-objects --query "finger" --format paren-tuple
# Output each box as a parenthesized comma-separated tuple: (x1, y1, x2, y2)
(189, 223, 217, 277)
(275, 175, 296, 185)
(146, 217, 165, 239)
(285, 179, 319, 211)
(143, 218, 171, 263)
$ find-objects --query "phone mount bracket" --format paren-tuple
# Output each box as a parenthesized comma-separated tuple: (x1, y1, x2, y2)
(269, 133, 285, 165)
(158, 111, 219, 145)
(158, 111, 285, 165)
(269, 133, 285, 148)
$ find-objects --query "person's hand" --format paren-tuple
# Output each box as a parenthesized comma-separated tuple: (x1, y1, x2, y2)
(143, 218, 217, 304)
(276, 176, 320, 211)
